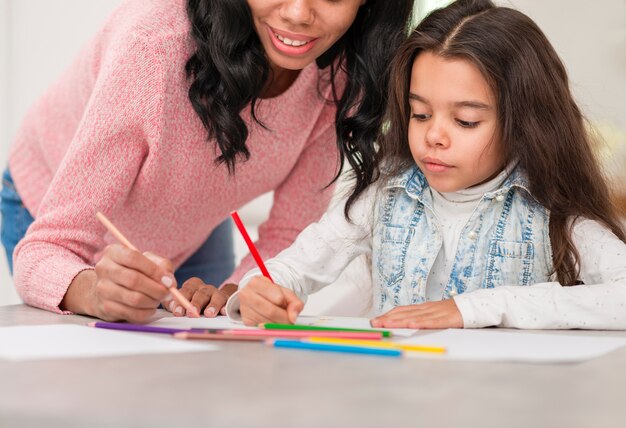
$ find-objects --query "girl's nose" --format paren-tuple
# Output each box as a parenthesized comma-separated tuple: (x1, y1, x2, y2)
(425, 120, 450, 148)
(279, 0, 315, 26)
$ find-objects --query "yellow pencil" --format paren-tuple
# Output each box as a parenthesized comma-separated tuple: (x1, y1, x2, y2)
(308, 337, 446, 354)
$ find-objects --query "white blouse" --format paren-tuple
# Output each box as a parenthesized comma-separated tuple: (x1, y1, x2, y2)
(227, 182, 626, 330)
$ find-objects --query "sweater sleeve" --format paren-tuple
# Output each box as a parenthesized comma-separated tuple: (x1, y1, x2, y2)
(454, 219, 626, 329)
(12, 35, 165, 313)
(223, 99, 340, 286)
(225, 187, 374, 321)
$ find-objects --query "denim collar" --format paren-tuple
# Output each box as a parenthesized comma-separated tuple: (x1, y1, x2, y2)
(384, 163, 533, 202)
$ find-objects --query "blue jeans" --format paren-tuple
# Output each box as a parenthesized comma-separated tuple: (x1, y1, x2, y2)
(0, 168, 235, 286)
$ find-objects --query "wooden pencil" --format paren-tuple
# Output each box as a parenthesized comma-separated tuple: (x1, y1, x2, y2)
(95, 211, 197, 316)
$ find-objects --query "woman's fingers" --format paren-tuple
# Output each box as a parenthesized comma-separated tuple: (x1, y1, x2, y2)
(143, 251, 174, 272)
(93, 278, 158, 323)
(170, 279, 198, 316)
(99, 244, 175, 301)
(115, 246, 176, 290)
(96, 277, 158, 309)
(167, 278, 230, 318)
(203, 289, 228, 318)
(182, 278, 226, 317)
(143, 251, 182, 312)
(92, 245, 182, 322)
(217, 283, 238, 316)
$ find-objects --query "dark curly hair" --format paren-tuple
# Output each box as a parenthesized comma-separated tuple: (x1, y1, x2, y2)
(185, 0, 415, 214)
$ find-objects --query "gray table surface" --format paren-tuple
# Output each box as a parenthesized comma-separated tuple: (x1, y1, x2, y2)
(1, 304, 625, 428)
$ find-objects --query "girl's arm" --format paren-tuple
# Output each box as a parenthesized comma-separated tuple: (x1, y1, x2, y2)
(226, 186, 375, 321)
(454, 218, 626, 329)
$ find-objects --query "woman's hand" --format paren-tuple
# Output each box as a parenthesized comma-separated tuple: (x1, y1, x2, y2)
(238, 276, 304, 326)
(370, 299, 463, 329)
(62, 245, 178, 323)
(169, 278, 237, 317)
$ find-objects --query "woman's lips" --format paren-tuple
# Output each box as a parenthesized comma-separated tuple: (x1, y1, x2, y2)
(266, 26, 318, 56)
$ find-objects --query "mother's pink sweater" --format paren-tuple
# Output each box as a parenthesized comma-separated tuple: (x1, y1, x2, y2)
(9, 0, 340, 313)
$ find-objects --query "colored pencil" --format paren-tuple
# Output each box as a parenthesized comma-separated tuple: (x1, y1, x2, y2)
(88, 321, 196, 335)
(95, 211, 197, 316)
(174, 332, 266, 342)
(230, 210, 274, 282)
(307, 337, 447, 354)
(260, 322, 393, 338)
(268, 339, 402, 357)
(174, 329, 382, 340)
(225, 329, 383, 340)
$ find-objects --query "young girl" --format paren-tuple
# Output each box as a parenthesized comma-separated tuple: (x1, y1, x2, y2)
(0, 0, 415, 323)
(227, 0, 626, 329)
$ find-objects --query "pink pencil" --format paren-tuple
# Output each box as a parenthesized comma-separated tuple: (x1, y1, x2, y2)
(224, 329, 383, 340)
(230, 210, 274, 282)
(175, 330, 383, 341)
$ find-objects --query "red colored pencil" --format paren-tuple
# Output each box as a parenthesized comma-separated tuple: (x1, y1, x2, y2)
(230, 211, 274, 282)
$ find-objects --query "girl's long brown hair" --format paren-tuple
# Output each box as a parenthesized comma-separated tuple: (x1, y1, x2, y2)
(375, 0, 626, 285)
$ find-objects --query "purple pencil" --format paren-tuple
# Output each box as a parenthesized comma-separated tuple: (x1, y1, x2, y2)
(87, 321, 203, 335)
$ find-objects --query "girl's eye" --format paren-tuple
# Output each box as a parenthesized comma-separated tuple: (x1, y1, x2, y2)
(411, 114, 431, 121)
(456, 119, 479, 128)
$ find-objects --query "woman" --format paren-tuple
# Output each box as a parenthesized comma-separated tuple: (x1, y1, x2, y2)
(0, 0, 415, 322)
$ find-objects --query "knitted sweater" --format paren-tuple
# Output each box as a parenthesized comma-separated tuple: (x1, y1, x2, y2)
(9, 0, 341, 313)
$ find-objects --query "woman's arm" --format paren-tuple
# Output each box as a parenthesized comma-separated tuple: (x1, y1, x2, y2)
(12, 33, 174, 320)
(454, 218, 626, 329)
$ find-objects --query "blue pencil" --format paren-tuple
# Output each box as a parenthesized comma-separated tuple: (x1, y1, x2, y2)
(269, 339, 403, 357)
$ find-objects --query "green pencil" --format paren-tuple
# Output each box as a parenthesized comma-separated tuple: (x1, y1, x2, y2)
(260, 323, 392, 338)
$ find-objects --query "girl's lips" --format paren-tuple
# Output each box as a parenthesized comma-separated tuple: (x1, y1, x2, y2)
(422, 158, 453, 172)
(266, 26, 318, 56)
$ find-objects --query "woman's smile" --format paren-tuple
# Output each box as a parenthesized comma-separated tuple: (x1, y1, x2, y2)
(266, 26, 318, 56)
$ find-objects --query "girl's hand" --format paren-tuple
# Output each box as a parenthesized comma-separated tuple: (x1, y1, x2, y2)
(63, 245, 178, 323)
(370, 299, 463, 329)
(170, 278, 236, 317)
(238, 276, 304, 326)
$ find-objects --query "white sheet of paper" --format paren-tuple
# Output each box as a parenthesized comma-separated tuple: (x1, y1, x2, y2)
(0, 324, 218, 361)
(150, 314, 417, 337)
(399, 329, 626, 363)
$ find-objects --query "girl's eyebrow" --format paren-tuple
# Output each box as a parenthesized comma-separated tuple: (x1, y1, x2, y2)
(408, 93, 427, 103)
(409, 92, 491, 110)
(454, 100, 492, 110)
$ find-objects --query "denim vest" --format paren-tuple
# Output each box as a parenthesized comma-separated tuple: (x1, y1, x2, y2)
(371, 165, 554, 313)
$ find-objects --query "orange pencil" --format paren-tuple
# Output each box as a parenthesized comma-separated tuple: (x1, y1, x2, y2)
(95, 211, 197, 316)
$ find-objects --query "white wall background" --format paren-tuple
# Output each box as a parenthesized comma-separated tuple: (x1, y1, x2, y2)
(1, 0, 625, 308)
